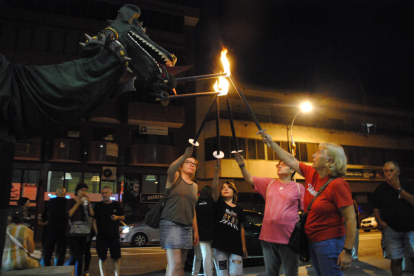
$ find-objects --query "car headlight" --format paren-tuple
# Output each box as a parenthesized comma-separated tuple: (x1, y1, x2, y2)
(122, 226, 134, 233)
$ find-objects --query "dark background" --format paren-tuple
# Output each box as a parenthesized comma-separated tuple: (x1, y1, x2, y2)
(190, 0, 414, 108)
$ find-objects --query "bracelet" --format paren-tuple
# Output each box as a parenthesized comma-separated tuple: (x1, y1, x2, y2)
(397, 187, 403, 194)
(342, 247, 352, 255)
(239, 163, 245, 168)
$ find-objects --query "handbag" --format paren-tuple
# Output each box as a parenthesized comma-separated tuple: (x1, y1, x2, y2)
(68, 204, 91, 237)
(288, 178, 336, 254)
(6, 228, 42, 261)
(145, 175, 181, 229)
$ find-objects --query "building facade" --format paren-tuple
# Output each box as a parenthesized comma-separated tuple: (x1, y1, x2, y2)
(1, 0, 200, 240)
(194, 80, 414, 218)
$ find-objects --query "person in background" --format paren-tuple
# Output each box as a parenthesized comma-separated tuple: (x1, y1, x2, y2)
(93, 186, 124, 276)
(192, 185, 215, 276)
(262, 133, 355, 276)
(352, 200, 359, 260)
(17, 197, 31, 229)
(160, 147, 199, 276)
(43, 187, 68, 266)
(2, 206, 39, 271)
(38, 206, 48, 266)
(66, 183, 94, 276)
(372, 161, 414, 276)
(234, 153, 304, 276)
(212, 161, 247, 276)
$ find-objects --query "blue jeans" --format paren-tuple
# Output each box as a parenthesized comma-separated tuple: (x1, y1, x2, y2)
(308, 236, 345, 276)
(261, 240, 298, 276)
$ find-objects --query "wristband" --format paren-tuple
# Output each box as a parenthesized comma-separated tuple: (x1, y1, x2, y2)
(239, 163, 245, 168)
(397, 187, 403, 194)
(342, 247, 352, 255)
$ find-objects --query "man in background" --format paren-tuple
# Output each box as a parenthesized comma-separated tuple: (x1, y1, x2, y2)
(372, 161, 414, 276)
(42, 187, 68, 266)
(93, 186, 124, 276)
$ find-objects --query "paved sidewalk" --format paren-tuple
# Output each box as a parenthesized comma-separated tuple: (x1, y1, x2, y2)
(139, 254, 414, 276)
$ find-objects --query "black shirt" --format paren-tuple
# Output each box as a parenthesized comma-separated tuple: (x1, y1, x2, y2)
(196, 198, 215, 241)
(211, 198, 245, 257)
(371, 182, 414, 232)
(93, 201, 124, 238)
(47, 197, 68, 236)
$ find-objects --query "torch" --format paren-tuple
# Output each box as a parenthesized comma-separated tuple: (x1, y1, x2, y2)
(226, 96, 242, 154)
(189, 95, 218, 147)
(228, 75, 269, 146)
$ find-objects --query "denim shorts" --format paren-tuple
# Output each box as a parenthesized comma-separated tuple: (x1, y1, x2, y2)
(159, 219, 193, 249)
(214, 248, 243, 276)
(384, 227, 414, 259)
(308, 236, 345, 276)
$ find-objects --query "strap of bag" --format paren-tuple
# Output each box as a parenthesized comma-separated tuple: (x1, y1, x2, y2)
(68, 199, 90, 227)
(6, 227, 28, 254)
(305, 177, 336, 214)
(164, 173, 182, 199)
(265, 179, 277, 200)
(295, 182, 301, 220)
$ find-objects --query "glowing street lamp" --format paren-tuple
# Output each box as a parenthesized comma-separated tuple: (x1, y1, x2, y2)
(290, 102, 313, 157)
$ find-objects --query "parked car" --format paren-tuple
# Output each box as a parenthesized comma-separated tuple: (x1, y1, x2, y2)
(360, 214, 378, 232)
(120, 222, 160, 247)
(243, 210, 264, 257)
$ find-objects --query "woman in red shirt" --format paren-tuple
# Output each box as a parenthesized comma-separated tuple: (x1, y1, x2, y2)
(262, 133, 356, 276)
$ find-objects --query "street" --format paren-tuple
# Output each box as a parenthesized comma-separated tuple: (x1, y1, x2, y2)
(72, 229, 407, 275)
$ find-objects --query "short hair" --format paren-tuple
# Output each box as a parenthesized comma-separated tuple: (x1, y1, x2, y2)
(17, 197, 30, 206)
(9, 206, 24, 224)
(219, 181, 238, 203)
(320, 143, 347, 177)
(56, 187, 66, 196)
(199, 185, 213, 201)
(384, 161, 400, 172)
(101, 186, 112, 192)
(74, 183, 88, 195)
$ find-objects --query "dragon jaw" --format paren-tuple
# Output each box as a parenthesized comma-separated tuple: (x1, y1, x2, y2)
(107, 4, 177, 90)
(127, 29, 177, 73)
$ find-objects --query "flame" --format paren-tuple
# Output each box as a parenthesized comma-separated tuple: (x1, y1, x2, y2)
(214, 49, 230, 96)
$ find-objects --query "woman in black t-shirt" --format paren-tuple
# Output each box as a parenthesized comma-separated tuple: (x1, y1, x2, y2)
(211, 162, 247, 276)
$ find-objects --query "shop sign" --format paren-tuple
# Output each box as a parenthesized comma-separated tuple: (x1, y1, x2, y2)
(140, 193, 164, 203)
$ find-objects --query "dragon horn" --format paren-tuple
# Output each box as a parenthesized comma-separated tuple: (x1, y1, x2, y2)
(79, 42, 86, 47)
(85, 34, 92, 41)
(126, 67, 133, 73)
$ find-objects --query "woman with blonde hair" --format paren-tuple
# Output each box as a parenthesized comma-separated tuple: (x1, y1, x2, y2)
(262, 134, 355, 276)
(160, 147, 199, 276)
(211, 162, 247, 276)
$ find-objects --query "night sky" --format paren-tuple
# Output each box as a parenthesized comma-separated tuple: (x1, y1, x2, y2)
(194, 0, 414, 107)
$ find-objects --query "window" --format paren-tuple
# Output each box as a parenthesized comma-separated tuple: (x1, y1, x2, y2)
(65, 172, 82, 193)
(247, 139, 256, 159)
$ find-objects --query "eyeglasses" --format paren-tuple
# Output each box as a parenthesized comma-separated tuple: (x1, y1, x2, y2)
(276, 162, 289, 167)
(184, 160, 198, 167)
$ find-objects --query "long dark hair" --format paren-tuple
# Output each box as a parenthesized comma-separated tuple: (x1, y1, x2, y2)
(199, 185, 213, 201)
(9, 206, 24, 224)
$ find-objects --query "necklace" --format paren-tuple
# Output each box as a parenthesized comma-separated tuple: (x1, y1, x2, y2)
(279, 182, 290, 190)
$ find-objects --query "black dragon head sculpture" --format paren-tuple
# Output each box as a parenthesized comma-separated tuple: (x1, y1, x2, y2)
(83, 4, 178, 94)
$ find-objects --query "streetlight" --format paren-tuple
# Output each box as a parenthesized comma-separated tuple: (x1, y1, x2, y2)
(290, 102, 313, 157)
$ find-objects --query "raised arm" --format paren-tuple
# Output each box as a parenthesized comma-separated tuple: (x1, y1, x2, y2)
(212, 161, 221, 202)
(234, 153, 254, 188)
(166, 147, 194, 188)
(262, 133, 302, 175)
